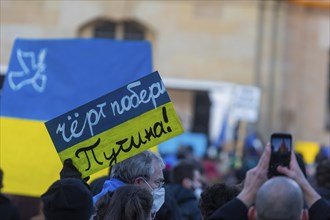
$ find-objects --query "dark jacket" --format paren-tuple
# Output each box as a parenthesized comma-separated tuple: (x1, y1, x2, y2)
(207, 197, 330, 220)
(89, 176, 109, 196)
(207, 198, 248, 220)
(168, 184, 202, 220)
(309, 199, 330, 220)
(316, 186, 330, 204)
(0, 194, 20, 220)
(154, 185, 182, 220)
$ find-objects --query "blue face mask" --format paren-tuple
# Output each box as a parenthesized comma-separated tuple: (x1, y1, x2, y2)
(143, 179, 165, 214)
(194, 187, 203, 200)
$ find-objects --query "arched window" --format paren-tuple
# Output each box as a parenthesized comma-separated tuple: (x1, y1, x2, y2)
(94, 20, 116, 39)
(123, 20, 145, 40)
(78, 18, 150, 41)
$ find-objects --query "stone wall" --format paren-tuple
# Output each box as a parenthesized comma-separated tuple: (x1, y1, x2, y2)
(1, 0, 329, 144)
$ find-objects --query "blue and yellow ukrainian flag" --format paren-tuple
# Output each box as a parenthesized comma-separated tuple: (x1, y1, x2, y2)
(0, 38, 152, 197)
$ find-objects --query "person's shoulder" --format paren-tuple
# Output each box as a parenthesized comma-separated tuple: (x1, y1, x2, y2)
(207, 198, 248, 220)
(0, 194, 20, 219)
(0, 193, 11, 204)
(90, 176, 109, 195)
(309, 198, 330, 220)
(177, 191, 199, 207)
(316, 187, 330, 198)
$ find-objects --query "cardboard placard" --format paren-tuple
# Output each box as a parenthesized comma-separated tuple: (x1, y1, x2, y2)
(45, 71, 184, 177)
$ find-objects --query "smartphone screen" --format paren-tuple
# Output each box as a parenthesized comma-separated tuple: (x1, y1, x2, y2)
(268, 133, 292, 178)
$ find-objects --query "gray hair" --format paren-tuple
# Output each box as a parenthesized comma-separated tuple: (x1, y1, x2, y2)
(110, 150, 165, 184)
(255, 176, 303, 220)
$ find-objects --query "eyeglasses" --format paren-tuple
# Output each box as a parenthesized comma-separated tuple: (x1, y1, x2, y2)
(154, 179, 165, 189)
(142, 177, 165, 190)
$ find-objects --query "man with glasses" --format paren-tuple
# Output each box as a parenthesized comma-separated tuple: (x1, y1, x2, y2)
(93, 150, 166, 218)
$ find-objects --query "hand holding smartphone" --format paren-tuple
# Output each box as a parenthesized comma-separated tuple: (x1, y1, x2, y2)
(268, 133, 292, 178)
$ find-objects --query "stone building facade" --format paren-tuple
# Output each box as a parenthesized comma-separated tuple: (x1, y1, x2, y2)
(1, 0, 329, 146)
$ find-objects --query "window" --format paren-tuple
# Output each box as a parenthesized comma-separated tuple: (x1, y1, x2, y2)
(79, 18, 148, 41)
(123, 21, 145, 40)
(94, 20, 116, 39)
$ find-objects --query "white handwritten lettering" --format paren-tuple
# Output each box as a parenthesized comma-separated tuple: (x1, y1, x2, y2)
(111, 80, 166, 116)
(56, 102, 107, 142)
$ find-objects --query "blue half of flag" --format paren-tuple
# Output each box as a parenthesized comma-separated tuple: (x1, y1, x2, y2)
(0, 38, 152, 121)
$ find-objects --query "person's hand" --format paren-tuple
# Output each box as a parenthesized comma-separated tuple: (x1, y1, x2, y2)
(60, 159, 90, 182)
(277, 150, 321, 207)
(237, 143, 271, 207)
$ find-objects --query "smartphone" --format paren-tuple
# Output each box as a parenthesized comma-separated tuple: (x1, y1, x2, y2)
(268, 133, 292, 178)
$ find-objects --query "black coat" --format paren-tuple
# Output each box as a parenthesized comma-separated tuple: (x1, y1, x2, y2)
(0, 194, 20, 220)
(168, 184, 202, 220)
(154, 185, 183, 220)
(316, 186, 330, 204)
(207, 197, 330, 220)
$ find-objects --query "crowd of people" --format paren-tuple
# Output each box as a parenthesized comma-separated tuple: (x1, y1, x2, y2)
(0, 142, 329, 220)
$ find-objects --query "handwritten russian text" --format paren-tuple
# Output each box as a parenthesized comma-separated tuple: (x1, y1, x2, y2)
(56, 102, 106, 142)
(111, 80, 166, 116)
(74, 106, 172, 171)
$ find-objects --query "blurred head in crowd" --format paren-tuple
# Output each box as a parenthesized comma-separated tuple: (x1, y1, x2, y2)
(316, 159, 330, 189)
(41, 178, 93, 220)
(96, 185, 153, 220)
(177, 144, 195, 160)
(250, 176, 304, 220)
(171, 159, 203, 196)
(199, 182, 240, 219)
